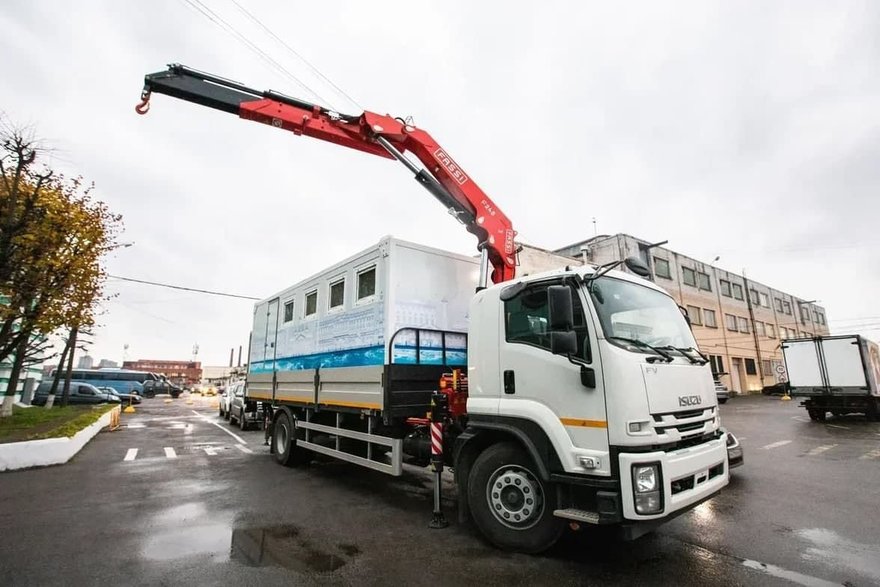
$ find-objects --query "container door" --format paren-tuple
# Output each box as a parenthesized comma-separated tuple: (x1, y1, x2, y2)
(821, 337, 868, 394)
(265, 297, 280, 377)
(783, 340, 823, 392)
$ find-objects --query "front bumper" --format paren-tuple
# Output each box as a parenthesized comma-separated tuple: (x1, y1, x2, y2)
(618, 432, 729, 521)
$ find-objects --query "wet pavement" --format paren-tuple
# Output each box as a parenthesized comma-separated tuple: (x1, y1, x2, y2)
(0, 394, 877, 585)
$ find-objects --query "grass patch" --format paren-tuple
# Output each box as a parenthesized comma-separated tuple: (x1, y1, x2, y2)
(0, 404, 116, 443)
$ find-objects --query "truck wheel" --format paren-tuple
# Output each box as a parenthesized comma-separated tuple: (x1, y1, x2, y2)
(867, 400, 879, 422)
(272, 411, 310, 467)
(807, 408, 826, 422)
(467, 442, 564, 553)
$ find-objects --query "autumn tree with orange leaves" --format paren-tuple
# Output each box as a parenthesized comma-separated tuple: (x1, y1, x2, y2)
(0, 118, 122, 415)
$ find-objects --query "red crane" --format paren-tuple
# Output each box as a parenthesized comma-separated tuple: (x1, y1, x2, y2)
(136, 64, 517, 285)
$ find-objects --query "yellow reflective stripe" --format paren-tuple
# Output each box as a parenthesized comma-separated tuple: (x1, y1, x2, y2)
(320, 399, 381, 410)
(560, 417, 608, 429)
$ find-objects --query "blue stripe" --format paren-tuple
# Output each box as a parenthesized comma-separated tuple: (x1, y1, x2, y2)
(251, 345, 468, 373)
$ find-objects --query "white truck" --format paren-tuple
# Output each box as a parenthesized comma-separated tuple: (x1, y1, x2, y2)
(137, 64, 729, 552)
(782, 335, 880, 421)
(242, 236, 729, 552)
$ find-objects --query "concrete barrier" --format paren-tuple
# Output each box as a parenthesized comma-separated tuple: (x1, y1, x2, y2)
(0, 405, 121, 472)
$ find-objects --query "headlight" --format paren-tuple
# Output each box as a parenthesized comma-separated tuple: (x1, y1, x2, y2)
(634, 465, 658, 492)
(632, 463, 663, 514)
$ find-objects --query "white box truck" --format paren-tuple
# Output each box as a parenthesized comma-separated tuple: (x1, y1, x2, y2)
(782, 335, 880, 421)
(242, 236, 729, 552)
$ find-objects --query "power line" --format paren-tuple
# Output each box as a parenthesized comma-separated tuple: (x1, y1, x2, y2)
(230, 0, 363, 112)
(108, 275, 260, 300)
(178, 0, 334, 108)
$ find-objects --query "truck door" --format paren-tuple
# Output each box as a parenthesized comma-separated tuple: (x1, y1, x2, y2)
(498, 281, 610, 473)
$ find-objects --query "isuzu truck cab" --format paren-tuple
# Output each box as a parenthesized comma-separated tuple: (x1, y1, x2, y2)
(459, 263, 728, 548)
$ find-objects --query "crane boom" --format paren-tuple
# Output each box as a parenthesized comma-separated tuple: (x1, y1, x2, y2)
(136, 64, 517, 284)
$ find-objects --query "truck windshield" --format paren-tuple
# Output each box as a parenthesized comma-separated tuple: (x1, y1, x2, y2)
(588, 276, 697, 353)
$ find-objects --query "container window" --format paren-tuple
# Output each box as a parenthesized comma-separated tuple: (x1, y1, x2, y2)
(283, 301, 294, 322)
(329, 279, 345, 309)
(305, 291, 317, 316)
(357, 266, 376, 300)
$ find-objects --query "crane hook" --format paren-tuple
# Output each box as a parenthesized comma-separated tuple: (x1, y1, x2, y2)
(135, 89, 151, 115)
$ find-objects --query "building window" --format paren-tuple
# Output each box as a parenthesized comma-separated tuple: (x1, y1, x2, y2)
(357, 266, 376, 300)
(682, 267, 696, 287)
(738, 317, 750, 333)
(687, 305, 702, 326)
(329, 278, 345, 310)
(726, 314, 738, 331)
(654, 257, 671, 279)
(775, 298, 783, 312)
(703, 309, 717, 328)
(800, 306, 810, 323)
(745, 358, 757, 375)
(709, 355, 725, 375)
(760, 292, 770, 308)
(720, 279, 731, 297)
(697, 272, 711, 291)
(762, 359, 772, 374)
(749, 289, 760, 305)
(283, 301, 294, 323)
(305, 290, 318, 316)
(766, 323, 776, 338)
(732, 283, 744, 300)
(783, 300, 791, 315)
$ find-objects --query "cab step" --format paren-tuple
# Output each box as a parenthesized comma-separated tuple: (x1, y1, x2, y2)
(553, 508, 600, 524)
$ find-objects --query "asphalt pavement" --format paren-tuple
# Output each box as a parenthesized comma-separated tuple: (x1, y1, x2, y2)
(0, 393, 877, 586)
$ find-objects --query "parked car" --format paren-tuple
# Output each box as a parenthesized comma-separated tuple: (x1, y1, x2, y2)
(142, 379, 183, 399)
(714, 379, 730, 404)
(762, 381, 790, 396)
(229, 383, 260, 430)
(99, 386, 141, 405)
(219, 382, 239, 420)
(725, 429, 744, 469)
(31, 381, 121, 406)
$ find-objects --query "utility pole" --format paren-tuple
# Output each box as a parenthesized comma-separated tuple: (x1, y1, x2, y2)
(742, 270, 765, 383)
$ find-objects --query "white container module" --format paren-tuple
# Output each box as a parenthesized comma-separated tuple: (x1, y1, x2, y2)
(247, 237, 479, 417)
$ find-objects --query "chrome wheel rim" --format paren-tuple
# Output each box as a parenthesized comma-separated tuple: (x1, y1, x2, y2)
(486, 464, 544, 530)
(275, 420, 289, 454)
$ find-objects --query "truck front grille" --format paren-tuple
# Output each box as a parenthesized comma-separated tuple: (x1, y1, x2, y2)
(652, 408, 716, 438)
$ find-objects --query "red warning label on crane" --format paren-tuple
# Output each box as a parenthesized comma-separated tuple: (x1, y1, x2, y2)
(434, 148, 469, 185)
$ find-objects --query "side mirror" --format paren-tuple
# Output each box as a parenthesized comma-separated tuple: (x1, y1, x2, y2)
(624, 256, 651, 278)
(548, 285, 574, 331)
(679, 305, 692, 327)
(551, 331, 577, 356)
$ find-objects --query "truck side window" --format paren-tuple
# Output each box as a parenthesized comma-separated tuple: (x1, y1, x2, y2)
(505, 283, 591, 362)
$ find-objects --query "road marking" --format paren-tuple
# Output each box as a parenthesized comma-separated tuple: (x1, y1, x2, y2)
(191, 410, 247, 444)
(184, 424, 193, 436)
(123, 448, 138, 461)
(761, 440, 792, 450)
(741, 559, 839, 587)
(164, 447, 177, 459)
(826, 424, 849, 430)
(126, 423, 146, 429)
(737, 437, 746, 441)
(806, 444, 837, 456)
(859, 448, 880, 460)
(235, 444, 253, 454)
(791, 416, 810, 423)
(204, 447, 218, 456)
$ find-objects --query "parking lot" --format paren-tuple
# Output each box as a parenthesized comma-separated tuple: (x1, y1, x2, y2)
(0, 393, 878, 586)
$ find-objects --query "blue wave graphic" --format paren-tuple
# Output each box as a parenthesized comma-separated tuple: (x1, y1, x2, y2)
(251, 344, 468, 373)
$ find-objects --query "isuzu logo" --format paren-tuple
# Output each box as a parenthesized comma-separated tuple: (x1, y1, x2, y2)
(678, 395, 702, 407)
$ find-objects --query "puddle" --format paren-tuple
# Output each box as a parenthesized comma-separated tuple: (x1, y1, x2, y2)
(143, 523, 232, 561)
(230, 524, 356, 573)
(796, 527, 880, 582)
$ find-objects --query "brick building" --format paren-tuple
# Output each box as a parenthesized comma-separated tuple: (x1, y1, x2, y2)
(552, 234, 829, 393)
(122, 359, 202, 386)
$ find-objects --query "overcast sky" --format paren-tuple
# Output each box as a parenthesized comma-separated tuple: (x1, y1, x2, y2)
(2, 1, 878, 366)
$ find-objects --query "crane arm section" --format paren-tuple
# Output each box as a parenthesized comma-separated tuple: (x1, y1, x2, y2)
(137, 64, 517, 284)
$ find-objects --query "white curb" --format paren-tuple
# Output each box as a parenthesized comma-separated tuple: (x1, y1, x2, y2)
(0, 406, 121, 472)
